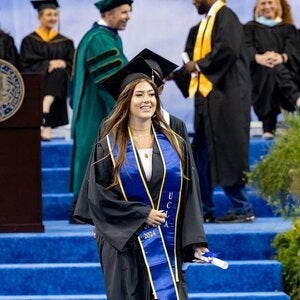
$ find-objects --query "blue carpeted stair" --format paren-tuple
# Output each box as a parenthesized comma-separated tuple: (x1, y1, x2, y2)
(0, 138, 291, 299)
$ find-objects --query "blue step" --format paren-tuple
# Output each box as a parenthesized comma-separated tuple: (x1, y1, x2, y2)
(41, 138, 273, 169)
(0, 260, 283, 295)
(0, 218, 291, 263)
(0, 292, 290, 300)
(189, 292, 290, 300)
(42, 189, 277, 220)
(42, 140, 73, 168)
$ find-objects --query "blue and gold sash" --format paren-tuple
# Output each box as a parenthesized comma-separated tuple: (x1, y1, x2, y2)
(107, 128, 183, 300)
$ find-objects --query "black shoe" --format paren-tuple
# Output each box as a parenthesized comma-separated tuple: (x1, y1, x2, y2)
(215, 211, 255, 223)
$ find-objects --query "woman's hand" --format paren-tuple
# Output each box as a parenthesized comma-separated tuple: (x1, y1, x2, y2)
(48, 59, 66, 72)
(193, 244, 209, 261)
(255, 52, 274, 68)
(146, 209, 166, 227)
(255, 51, 285, 68)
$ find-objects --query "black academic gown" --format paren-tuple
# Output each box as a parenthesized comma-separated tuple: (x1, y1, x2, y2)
(169, 114, 190, 143)
(175, 6, 251, 187)
(244, 21, 300, 118)
(20, 32, 74, 127)
(74, 131, 207, 300)
(0, 30, 19, 68)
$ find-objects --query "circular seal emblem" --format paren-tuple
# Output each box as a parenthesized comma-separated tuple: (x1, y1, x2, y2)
(0, 59, 25, 122)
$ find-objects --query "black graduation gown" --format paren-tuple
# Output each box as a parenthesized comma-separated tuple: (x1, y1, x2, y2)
(169, 114, 190, 143)
(0, 30, 19, 69)
(74, 132, 207, 300)
(20, 32, 74, 127)
(244, 21, 300, 118)
(175, 6, 251, 187)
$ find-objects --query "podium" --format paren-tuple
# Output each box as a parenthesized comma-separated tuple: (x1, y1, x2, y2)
(0, 73, 44, 232)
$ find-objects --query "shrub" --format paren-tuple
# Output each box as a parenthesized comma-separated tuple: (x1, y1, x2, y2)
(248, 113, 300, 299)
(248, 113, 300, 218)
(272, 218, 300, 300)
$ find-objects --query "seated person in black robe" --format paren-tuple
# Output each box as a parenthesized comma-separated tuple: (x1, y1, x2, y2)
(74, 56, 209, 300)
(20, 0, 74, 140)
(0, 29, 19, 68)
(244, 0, 300, 139)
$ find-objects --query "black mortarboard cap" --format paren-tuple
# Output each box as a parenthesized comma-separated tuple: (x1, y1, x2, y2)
(95, 0, 133, 13)
(101, 56, 164, 100)
(31, 0, 59, 11)
(133, 48, 178, 80)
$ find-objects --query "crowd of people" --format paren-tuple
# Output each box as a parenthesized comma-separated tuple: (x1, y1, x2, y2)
(1, 0, 300, 298)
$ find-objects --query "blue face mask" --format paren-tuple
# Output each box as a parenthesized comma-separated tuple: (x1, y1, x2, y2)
(255, 16, 282, 27)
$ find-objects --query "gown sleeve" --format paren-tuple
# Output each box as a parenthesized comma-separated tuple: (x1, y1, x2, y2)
(20, 35, 49, 72)
(180, 139, 208, 260)
(76, 139, 152, 252)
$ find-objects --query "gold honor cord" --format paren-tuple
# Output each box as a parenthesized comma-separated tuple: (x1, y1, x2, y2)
(189, 1, 225, 98)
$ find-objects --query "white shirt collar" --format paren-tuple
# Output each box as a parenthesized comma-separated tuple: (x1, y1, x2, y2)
(98, 19, 109, 26)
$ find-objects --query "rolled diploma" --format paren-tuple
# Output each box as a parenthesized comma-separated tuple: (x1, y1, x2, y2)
(194, 252, 229, 270)
(181, 52, 197, 77)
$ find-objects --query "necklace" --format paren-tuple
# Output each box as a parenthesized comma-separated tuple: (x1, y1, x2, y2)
(138, 148, 153, 159)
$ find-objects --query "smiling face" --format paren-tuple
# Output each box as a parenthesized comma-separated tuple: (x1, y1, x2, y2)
(256, 0, 279, 19)
(39, 8, 59, 30)
(129, 80, 157, 124)
(105, 4, 131, 30)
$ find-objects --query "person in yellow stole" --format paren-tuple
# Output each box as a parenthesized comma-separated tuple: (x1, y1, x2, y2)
(172, 0, 254, 223)
(20, 0, 74, 140)
(73, 56, 209, 300)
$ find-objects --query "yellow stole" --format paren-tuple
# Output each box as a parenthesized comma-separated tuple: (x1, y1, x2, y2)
(35, 27, 58, 42)
(188, 1, 225, 98)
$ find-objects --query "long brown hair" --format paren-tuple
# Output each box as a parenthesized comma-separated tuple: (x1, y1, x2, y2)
(101, 78, 185, 187)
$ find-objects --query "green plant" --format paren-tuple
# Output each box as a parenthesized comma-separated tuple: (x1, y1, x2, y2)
(248, 113, 300, 218)
(272, 218, 300, 300)
(248, 113, 300, 299)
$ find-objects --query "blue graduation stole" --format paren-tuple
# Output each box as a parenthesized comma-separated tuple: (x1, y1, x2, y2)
(107, 128, 183, 300)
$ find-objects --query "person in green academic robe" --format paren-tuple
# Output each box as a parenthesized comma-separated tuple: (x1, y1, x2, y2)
(69, 0, 134, 223)
(74, 57, 208, 300)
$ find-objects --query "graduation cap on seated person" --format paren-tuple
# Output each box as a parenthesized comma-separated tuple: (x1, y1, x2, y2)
(94, 0, 133, 13)
(101, 56, 164, 100)
(132, 48, 178, 80)
(31, 0, 59, 11)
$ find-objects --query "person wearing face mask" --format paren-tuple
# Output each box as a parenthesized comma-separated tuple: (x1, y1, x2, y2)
(73, 56, 208, 300)
(20, 0, 75, 141)
(244, 0, 300, 139)
(69, 0, 133, 224)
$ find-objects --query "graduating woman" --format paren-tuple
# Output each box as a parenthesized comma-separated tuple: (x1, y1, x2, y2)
(74, 56, 208, 300)
(20, 0, 74, 140)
